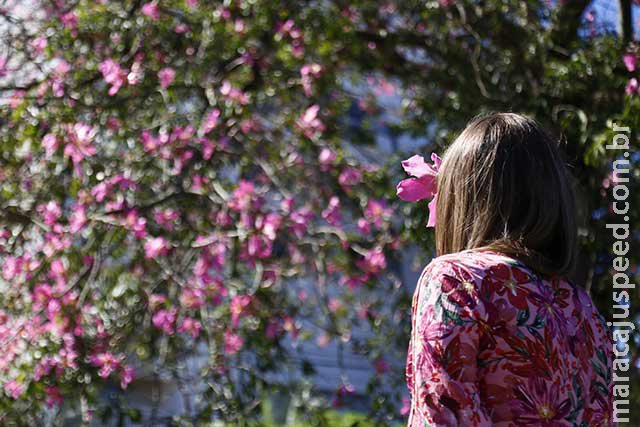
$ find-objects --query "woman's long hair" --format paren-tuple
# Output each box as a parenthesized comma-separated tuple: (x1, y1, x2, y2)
(435, 112, 577, 277)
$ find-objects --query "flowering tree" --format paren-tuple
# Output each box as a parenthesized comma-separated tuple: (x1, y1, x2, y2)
(1, 0, 639, 425)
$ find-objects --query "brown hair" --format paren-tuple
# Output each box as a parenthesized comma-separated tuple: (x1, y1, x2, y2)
(435, 112, 577, 277)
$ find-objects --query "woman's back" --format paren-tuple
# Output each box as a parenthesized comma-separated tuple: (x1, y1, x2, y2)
(406, 250, 615, 427)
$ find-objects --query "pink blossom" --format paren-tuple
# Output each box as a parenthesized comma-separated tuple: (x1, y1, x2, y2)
(396, 153, 441, 227)
(357, 247, 387, 274)
(60, 11, 77, 31)
(123, 209, 147, 238)
(246, 234, 273, 260)
(37, 201, 62, 226)
(5, 380, 24, 399)
(289, 206, 313, 238)
(174, 23, 190, 34)
(224, 330, 244, 355)
(338, 167, 362, 188)
(45, 386, 64, 407)
(227, 180, 255, 211)
(623, 52, 637, 72)
(152, 308, 177, 335)
(300, 63, 322, 96)
(154, 208, 179, 230)
(318, 147, 336, 166)
(230, 295, 251, 328)
(364, 199, 392, 228)
(3, 256, 21, 280)
(179, 287, 205, 309)
(234, 19, 245, 33)
(626, 78, 638, 96)
(297, 105, 325, 138)
(148, 294, 167, 310)
(356, 218, 371, 234)
(89, 352, 121, 379)
(201, 109, 221, 134)
(120, 366, 135, 389)
(42, 133, 58, 157)
(158, 67, 176, 88)
(31, 36, 48, 54)
(141, 2, 160, 19)
(321, 196, 342, 226)
(69, 204, 87, 233)
(220, 80, 250, 104)
(186, 0, 198, 8)
(63, 123, 98, 172)
(144, 236, 168, 258)
(98, 58, 126, 96)
(258, 212, 282, 241)
(178, 317, 202, 338)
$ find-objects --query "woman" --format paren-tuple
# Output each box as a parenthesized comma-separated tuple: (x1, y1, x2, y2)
(405, 113, 615, 426)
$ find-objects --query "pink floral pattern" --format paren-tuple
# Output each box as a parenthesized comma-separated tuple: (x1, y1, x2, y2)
(407, 250, 616, 427)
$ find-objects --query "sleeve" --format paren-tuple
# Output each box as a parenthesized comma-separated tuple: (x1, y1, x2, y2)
(407, 259, 491, 427)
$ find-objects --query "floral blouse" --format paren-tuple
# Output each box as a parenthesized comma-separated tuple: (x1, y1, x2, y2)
(406, 250, 616, 427)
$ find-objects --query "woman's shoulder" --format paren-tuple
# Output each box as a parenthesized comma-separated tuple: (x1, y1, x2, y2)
(421, 249, 520, 280)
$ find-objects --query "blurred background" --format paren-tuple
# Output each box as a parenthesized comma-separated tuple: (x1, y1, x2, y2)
(0, 0, 639, 425)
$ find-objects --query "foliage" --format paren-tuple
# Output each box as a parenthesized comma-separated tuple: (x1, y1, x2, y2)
(0, 0, 638, 425)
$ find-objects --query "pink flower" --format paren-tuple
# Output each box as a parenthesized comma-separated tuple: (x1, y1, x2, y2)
(152, 308, 177, 335)
(230, 295, 251, 328)
(178, 317, 202, 338)
(396, 152, 441, 227)
(626, 77, 638, 96)
(364, 199, 392, 228)
(357, 247, 387, 274)
(37, 201, 62, 225)
(356, 218, 371, 234)
(60, 11, 78, 31)
(69, 204, 87, 233)
(5, 380, 24, 399)
(141, 2, 160, 20)
(318, 147, 336, 167)
(45, 386, 64, 407)
(224, 330, 244, 355)
(623, 52, 637, 72)
(31, 36, 48, 54)
(258, 212, 282, 241)
(201, 108, 221, 134)
(158, 67, 176, 88)
(42, 133, 58, 157)
(144, 236, 168, 258)
(120, 366, 135, 389)
(300, 63, 322, 96)
(3, 256, 21, 280)
(227, 180, 255, 212)
(220, 80, 249, 104)
(179, 287, 205, 309)
(321, 196, 342, 226)
(89, 352, 121, 379)
(338, 167, 362, 189)
(63, 123, 98, 170)
(297, 104, 325, 138)
(98, 58, 126, 96)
